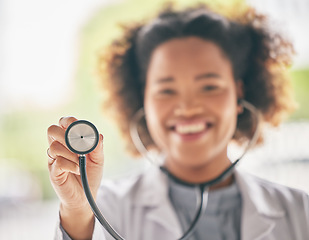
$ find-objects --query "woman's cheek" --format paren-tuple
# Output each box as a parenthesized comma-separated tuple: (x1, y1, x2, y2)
(214, 91, 239, 134)
(211, 88, 237, 114)
(145, 99, 173, 148)
(145, 101, 162, 131)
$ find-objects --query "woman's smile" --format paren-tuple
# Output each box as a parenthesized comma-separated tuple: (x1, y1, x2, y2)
(168, 119, 214, 141)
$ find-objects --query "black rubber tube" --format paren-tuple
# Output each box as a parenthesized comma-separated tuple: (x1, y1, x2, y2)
(79, 155, 125, 240)
(179, 185, 209, 240)
(80, 155, 238, 240)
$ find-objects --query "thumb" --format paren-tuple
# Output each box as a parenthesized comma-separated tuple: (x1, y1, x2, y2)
(88, 133, 104, 165)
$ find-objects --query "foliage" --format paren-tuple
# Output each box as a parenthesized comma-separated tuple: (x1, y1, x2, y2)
(290, 68, 309, 120)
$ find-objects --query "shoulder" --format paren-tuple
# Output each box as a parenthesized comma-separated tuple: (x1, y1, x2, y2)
(98, 171, 145, 202)
(236, 169, 309, 218)
(237, 170, 308, 199)
(97, 166, 168, 206)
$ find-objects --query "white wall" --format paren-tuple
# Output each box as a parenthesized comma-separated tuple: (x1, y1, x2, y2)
(0, 0, 115, 113)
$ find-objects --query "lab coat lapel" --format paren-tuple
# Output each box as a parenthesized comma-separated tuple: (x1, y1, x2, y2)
(235, 170, 285, 240)
(146, 196, 183, 237)
(135, 166, 182, 238)
(136, 167, 287, 239)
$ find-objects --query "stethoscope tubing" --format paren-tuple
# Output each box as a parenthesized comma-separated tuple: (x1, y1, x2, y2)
(79, 155, 125, 240)
(76, 99, 261, 240)
(178, 185, 209, 240)
(80, 157, 238, 240)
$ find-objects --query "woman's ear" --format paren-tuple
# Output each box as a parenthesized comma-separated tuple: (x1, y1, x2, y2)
(236, 80, 244, 114)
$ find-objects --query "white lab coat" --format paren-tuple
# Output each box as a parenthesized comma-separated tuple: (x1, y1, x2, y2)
(56, 166, 309, 240)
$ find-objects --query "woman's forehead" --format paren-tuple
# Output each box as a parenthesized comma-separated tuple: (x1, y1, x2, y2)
(147, 37, 232, 77)
(151, 37, 227, 58)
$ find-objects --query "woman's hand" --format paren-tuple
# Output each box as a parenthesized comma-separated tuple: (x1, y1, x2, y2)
(47, 116, 104, 239)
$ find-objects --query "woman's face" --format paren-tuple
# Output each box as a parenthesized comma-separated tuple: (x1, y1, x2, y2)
(144, 37, 241, 175)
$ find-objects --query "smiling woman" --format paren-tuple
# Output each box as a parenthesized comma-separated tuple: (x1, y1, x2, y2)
(144, 38, 240, 183)
(99, 5, 296, 158)
(48, 3, 309, 240)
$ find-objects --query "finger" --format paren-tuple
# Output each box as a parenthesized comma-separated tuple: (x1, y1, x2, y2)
(49, 141, 79, 165)
(59, 116, 78, 130)
(47, 124, 66, 146)
(49, 156, 80, 178)
(88, 133, 104, 165)
(47, 148, 56, 165)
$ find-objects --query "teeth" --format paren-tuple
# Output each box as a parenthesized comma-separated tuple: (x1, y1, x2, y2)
(176, 123, 205, 134)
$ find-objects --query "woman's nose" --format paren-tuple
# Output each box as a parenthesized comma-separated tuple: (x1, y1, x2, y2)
(174, 96, 203, 117)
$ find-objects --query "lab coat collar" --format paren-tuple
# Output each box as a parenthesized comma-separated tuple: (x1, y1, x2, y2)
(133, 166, 287, 239)
(132, 165, 168, 207)
(133, 165, 183, 237)
(234, 169, 286, 240)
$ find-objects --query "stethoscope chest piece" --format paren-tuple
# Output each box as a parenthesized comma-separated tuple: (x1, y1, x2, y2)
(64, 120, 125, 240)
(65, 120, 99, 155)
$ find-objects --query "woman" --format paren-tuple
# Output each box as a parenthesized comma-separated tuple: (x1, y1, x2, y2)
(47, 4, 309, 240)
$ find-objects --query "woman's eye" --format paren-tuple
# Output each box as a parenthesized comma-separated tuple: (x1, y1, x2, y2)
(203, 85, 218, 91)
(158, 89, 175, 95)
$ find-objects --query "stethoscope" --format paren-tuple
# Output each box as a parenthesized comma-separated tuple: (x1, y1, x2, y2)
(65, 99, 260, 240)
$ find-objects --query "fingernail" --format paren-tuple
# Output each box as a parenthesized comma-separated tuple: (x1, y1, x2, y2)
(59, 116, 65, 127)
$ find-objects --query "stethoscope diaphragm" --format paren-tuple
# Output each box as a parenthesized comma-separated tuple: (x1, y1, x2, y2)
(65, 120, 99, 155)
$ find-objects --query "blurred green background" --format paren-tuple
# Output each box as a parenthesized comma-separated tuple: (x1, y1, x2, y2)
(0, 0, 308, 201)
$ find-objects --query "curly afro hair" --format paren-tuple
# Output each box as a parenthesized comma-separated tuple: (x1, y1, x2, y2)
(97, 3, 296, 156)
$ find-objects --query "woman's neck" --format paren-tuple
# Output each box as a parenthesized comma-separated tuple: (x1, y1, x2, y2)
(163, 154, 233, 190)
